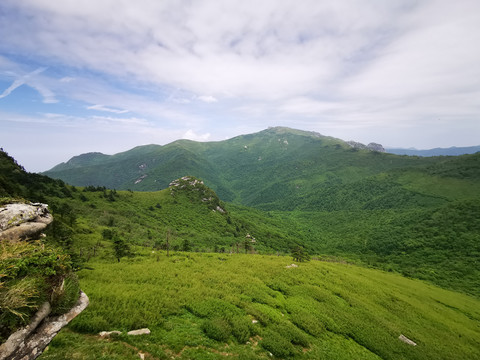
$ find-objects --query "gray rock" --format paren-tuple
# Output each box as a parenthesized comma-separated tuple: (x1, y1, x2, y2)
(346, 141, 385, 153)
(367, 142, 386, 152)
(99, 331, 122, 337)
(399, 334, 417, 346)
(127, 328, 151, 336)
(0, 291, 89, 360)
(0, 203, 53, 241)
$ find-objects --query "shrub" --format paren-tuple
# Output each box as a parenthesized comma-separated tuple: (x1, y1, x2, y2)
(0, 240, 76, 341)
(230, 315, 251, 343)
(201, 317, 231, 342)
(261, 330, 296, 358)
(50, 273, 80, 316)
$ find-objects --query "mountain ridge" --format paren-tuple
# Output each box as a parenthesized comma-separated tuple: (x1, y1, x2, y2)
(386, 145, 480, 157)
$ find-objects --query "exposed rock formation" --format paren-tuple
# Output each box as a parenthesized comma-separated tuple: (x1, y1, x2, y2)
(0, 292, 89, 360)
(366, 142, 386, 152)
(346, 141, 385, 153)
(0, 203, 53, 241)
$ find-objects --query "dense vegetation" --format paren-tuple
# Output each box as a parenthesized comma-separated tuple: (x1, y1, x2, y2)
(1, 126, 480, 359)
(41, 253, 480, 359)
(1, 150, 81, 341)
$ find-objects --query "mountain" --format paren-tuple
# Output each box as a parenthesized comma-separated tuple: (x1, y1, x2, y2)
(386, 145, 480, 157)
(40, 127, 480, 296)
(44, 127, 479, 210)
(41, 128, 433, 203)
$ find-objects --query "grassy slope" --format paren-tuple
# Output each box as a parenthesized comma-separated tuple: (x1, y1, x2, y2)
(40, 252, 480, 360)
(36, 165, 480, 297)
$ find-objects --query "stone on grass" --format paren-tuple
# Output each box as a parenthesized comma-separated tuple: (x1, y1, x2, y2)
(399, 334, 417, 346)
(127, 328, 151, 336)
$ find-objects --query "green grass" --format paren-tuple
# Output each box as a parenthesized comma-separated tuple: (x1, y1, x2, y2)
(40, 252, 480, 359)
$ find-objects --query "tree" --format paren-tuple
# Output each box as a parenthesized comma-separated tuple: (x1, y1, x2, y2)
(243, 238, 251, 254)
(291, 245, 310, 262)
(113, 235, 130, 262)
(182, 239, 192, 252)
(165, 228, 172, 257)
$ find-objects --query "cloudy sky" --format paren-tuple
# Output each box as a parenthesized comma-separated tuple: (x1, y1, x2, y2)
(1, 0, 479, 172)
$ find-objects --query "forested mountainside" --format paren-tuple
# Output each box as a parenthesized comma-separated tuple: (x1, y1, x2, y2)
(43, 127, 479, 210)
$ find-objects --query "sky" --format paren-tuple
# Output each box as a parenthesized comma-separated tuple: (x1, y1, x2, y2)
(0, 0, 479, 172)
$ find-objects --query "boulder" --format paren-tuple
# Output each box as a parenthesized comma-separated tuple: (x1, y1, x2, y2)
(0, 203, 53, 241)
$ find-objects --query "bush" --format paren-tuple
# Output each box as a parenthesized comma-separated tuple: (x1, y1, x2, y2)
(50, 273, 80, 316)
(201, 317, 231, 342)
(0, 240, 76, 341)
(230, 315, 251, 343)
(261, 330, 296, 358)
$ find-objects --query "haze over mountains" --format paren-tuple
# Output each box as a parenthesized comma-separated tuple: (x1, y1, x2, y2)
(386, 145, 480, 157)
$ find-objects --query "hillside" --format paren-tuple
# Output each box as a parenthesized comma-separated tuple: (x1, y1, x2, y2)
(42, 253, 480, 360)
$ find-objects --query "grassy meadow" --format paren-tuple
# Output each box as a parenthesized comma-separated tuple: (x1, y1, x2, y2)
(40, 252, 480, 360)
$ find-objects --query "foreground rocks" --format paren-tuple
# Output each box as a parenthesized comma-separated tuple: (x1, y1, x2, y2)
(0, 292, 89, 360)
(98, 328, 151, 337)
(0, 203, 53, 241)
(0, 202, 88, 360)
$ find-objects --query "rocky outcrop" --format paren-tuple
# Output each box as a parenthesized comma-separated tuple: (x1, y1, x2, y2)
(0, 203, 53, 241)
(346, 141, 385, 153)
(366, 142, 385, 152)
(0, 292, 89, 360)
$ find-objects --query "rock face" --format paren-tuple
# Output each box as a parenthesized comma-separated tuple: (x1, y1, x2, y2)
(0, 292, 89, 360)
(346, 141, 385, 153)
(0, 203, 53, 241)
(367, 142, 386, 152)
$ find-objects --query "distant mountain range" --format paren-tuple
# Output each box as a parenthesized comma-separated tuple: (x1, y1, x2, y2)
(385, 145, 480, 157)
(43, 126, 480, 211)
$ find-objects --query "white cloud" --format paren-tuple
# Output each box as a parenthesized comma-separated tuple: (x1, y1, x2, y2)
(182, 129, 211, 142)
(0, 67, 57, 103)
(60, 76, 74, 83)
(197, 95, 217, 103)
(0, 0, 479, 163)
(87, 104, 129, 114)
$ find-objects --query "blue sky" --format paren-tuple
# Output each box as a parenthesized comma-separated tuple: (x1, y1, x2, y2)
(1, 0, 479, 172)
